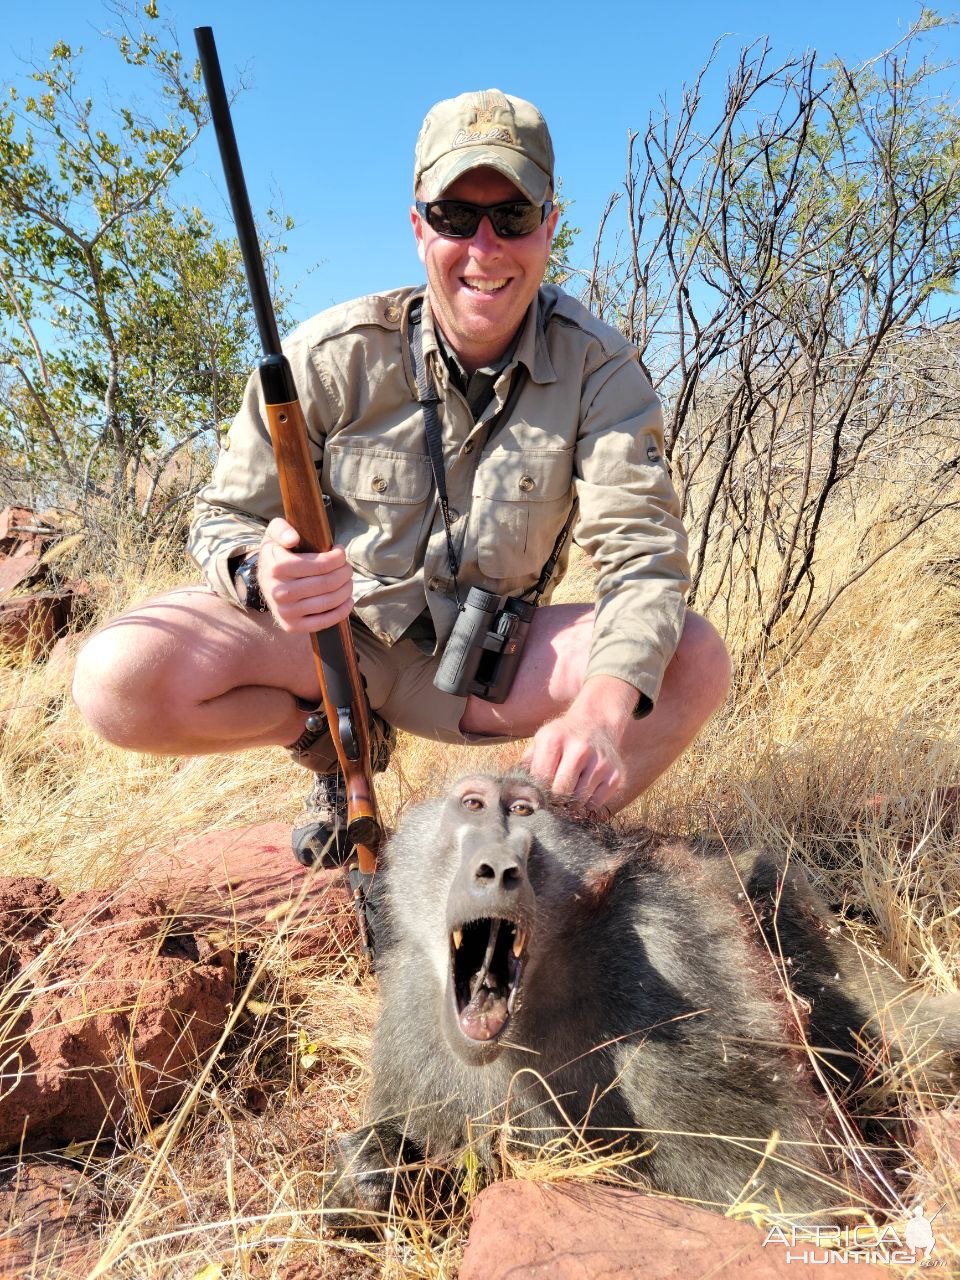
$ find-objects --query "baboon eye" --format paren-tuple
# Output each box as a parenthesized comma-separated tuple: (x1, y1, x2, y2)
(461, 795, 485, 811)
(509, 800, 536, 816)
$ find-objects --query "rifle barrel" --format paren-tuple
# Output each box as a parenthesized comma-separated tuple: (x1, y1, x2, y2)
(194, 26, 281, 358)
(193, 26, 383, 885)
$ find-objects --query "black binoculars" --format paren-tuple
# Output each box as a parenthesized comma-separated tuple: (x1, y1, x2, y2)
(434, 586, 536, 703)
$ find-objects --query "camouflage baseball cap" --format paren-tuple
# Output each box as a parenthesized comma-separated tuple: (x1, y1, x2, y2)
(414, 89, 554, 205)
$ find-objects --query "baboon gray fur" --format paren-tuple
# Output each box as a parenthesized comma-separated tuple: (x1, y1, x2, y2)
(326, 771, 959, 1226)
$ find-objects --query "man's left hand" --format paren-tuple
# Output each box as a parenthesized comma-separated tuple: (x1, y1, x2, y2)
(522, 675, 639, 811)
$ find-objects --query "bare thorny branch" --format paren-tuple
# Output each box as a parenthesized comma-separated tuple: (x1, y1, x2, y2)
(586, 19, 960, 679)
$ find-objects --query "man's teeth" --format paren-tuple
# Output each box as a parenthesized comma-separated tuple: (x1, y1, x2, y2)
(463, 278, 509, 292)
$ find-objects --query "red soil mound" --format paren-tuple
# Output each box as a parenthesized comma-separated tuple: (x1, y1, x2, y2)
(0, 876, 235, 1152)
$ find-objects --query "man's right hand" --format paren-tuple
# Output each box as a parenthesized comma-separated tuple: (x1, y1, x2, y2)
(256, 517, 355, 632)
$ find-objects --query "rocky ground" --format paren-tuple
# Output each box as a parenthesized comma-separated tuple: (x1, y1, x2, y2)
(0, 827, 956, 1279)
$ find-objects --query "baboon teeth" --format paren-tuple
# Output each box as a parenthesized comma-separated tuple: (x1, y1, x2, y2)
(449, 916, 528, 1042)
(507, 959, 523, 1015)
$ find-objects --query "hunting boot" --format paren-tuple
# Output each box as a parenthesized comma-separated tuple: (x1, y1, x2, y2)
(288, 706, 396, 869)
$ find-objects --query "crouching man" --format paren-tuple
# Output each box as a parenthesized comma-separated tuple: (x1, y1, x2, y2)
(73, 88, 731, 871)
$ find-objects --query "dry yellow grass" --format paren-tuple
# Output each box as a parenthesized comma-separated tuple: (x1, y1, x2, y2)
(0, 494, 958, 1277)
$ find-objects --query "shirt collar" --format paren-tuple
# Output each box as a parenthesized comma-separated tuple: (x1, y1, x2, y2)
(515, 290, 558, 385)
(417, 289, 558, 387)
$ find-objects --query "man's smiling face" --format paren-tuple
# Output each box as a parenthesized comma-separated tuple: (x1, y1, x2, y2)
(412, 167, 558, 374)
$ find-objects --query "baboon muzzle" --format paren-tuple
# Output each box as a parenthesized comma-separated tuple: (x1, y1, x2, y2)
(445, 829, 534, 1047)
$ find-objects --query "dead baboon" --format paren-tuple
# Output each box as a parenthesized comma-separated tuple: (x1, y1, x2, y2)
(326, 771, 959, 1226)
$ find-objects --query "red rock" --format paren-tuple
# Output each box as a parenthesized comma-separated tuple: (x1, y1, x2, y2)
(0, 821, 366, 1156)
(0, 876, 62, 988)
(0, 880, 234, 1152)
(0, 875, 62, 937)
(0, 551, 42, 595)
(0, 506, 43, 547)
(459, 1182, 888, 1279)
(0, 589, 74, 659)
(0, 1163, 99, 1279)
(138, 822, 365, 960)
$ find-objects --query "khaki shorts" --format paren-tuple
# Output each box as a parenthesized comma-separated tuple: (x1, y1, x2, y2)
(349, 621, 514, 747)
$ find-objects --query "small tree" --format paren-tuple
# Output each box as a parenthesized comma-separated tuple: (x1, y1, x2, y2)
(583, 15, 960, 675)
(545, 181, 580, 286)
(0, 9, 290, 551)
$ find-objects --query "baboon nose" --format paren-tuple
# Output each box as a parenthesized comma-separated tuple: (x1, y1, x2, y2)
(473, 854, 524, 892)
(451, 829, 533, 914)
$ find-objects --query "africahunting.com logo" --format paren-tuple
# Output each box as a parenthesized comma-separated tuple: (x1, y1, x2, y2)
(762, 1204, 944, 1266)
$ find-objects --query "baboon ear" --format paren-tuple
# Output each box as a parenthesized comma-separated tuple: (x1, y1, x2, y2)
(581, 853, 632, 908)
(581, 867, 617, 906)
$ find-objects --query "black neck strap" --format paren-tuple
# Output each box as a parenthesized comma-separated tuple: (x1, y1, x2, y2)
(409, 302, 463, 605)
(407, 296, 575, 609)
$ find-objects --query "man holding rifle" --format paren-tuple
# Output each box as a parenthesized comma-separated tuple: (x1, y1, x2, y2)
(73, 89, 730, 874)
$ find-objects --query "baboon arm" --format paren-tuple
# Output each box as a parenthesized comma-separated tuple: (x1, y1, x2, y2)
(323, 1122, 409, 1235)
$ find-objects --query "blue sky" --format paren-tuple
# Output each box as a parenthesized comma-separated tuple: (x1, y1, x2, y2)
(2, 1, 955, 325)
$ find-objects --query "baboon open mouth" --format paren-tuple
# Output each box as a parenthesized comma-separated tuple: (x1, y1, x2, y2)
(450, 918, 527, 1042)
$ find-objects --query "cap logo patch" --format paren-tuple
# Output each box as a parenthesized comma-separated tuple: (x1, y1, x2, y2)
(452, 125, 515, 148)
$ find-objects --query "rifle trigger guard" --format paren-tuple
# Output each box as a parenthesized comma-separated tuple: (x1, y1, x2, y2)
(337, 707, 360, 761)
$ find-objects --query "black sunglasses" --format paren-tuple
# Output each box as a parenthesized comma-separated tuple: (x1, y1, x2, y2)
(416, 198, 553, 240)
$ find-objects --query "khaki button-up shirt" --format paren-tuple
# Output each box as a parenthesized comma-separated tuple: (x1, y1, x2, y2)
(187, 284, 690, 706)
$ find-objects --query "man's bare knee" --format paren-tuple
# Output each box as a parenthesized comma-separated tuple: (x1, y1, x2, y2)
(671, 612, 732, 714)
(72, 619, 167, 749)
(73, 589, 313, 756)
(72, 590, 219, 748)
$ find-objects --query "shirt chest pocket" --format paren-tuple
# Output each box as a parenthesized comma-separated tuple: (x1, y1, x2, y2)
(327, 444, 433, 579)
(473, 446, 574, 581)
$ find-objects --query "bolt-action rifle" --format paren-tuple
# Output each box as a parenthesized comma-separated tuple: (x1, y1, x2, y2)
(194, 27, 382, 880)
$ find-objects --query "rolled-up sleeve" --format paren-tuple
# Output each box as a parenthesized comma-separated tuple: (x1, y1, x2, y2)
(573, 349, 689, 704)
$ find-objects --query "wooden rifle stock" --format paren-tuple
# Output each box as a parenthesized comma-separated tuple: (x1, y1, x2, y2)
(264, 379, 379, 870)
(195, 27, 381, 873)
